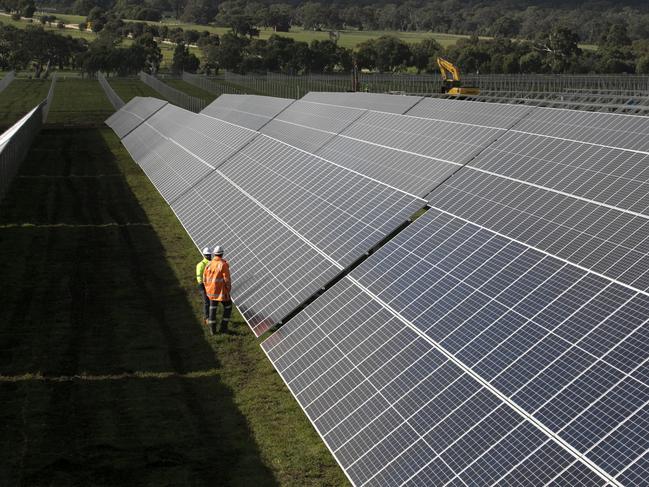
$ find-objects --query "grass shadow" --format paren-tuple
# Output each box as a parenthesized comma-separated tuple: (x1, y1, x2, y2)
(0, 128, 279, 487)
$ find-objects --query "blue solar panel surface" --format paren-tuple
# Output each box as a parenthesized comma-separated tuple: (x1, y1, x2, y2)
(263, 208, 649, 486)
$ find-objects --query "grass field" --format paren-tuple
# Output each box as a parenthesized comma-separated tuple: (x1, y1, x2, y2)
(47, 78, 114, 126)
(0, 77, 348, 485)
(109, 78, 168, 103)
(165, 79, 217, 102)
(0, 79, 51, 130)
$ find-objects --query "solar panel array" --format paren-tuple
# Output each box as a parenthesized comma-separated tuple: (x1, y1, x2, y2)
(253, 94, 649, 486)
(110, 97, 425, 337)
(109, 92, 649, 486)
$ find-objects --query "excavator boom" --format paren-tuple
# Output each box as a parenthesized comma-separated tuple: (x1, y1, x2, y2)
(436, 57, 480, 96)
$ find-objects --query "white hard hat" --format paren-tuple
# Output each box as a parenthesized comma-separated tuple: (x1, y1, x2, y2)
(202, 247, 211, 255)
(212, 245, 224, 256)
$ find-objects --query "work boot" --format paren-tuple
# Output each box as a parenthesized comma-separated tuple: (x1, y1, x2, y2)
(210, 323, 217, 336)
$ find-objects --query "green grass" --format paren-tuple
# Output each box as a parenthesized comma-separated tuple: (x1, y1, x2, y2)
(0, 119, 348, 485)
(2, 12, 474, 50)
(165, 79, 217, 102)
(0, 79, 51, 129)
(47, 78, 114, 126)
(0, 14, 98, 41)
(109, 78, 169, 103)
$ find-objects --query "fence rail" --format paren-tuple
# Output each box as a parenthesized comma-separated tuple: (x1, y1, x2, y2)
(213, 72, 649, 99)
(0, 103, 44, 204)
(98, 73, 125, 110)
(0, 71, 15, 94)
(139, 72, 207, 112)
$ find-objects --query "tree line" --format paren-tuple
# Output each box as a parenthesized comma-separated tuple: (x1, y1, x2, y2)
(2, 0, 649, 76)
(26, 0, 649, 46)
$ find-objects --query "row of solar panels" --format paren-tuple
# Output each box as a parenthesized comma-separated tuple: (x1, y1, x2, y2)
(106, 96, 426, 337)
(106, 92, 649, 486)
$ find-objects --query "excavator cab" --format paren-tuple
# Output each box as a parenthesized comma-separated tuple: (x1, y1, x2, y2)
(436, 57, 480, 96)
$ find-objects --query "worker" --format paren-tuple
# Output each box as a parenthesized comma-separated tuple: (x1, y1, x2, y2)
(196, 246, 212, 324)
(203, 245, 232, 335)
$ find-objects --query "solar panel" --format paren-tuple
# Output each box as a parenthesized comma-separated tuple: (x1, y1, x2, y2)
(426, 108, 649, 290)
(146, 104, 258, 169)
(405, 97, 535, 129)
(263, 207, 649, 486)
(122, 123, 206, 202)
(428, 169, 649, 290)
(219, 135, 426, 268)
(110, 101, 427, 337)
(260, 100, 366, 153)
(200, 94, 294, 130)
(105, 96, 167, 139)
(171, 174, 342, 336)
(512, 107, 649, 152)
(301, 92, 423, 114)
(315, 110, 503, 198)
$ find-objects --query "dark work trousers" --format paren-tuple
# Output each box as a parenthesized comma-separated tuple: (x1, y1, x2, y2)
(207, 300, 233, 333)
(198, 283, 210, 321)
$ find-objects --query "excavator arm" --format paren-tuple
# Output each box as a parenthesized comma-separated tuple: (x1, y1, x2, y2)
(436, 57, 480, 96)
(437, 57, 461, 82)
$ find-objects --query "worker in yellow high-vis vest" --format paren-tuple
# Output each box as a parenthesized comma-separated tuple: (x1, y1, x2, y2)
(196, 246, 212, 324)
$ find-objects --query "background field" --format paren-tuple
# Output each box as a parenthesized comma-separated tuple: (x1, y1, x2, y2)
(0, 78, 348, 486)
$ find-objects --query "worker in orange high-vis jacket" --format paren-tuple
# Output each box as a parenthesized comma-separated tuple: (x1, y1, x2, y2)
(203, 245, 232, 335)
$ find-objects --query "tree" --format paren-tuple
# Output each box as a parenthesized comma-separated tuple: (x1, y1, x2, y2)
(308, 39, 350, 73)
(637, 56, 649, 74)
(374, 35, 411, 72)
(207, 32, 248, 72)
(72, 0, 96, 16)
(490, 16, 520, 38)
(135, 33, 162, 73)
(536, 26, 581, 73)
(263, 34, 309, 73)
(264, 3, 292, 32)
(171, 42, 199, 73)
(181, 0, 217, 24)
(87, 6, 107, 32)
(298, 2, 327, 30)
(601, 23, 631, 49)
(410, 38, 442, 73)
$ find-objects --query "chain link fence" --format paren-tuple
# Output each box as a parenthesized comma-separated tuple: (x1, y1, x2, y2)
(203, 72, 649, 99)
(98, 73, 125, 110)
(0, 71, 15, 94)
(0, 103, 44, 204)
(182, 72, 244, 97)
(139, 72, 207, 112)
(42, 73, 57, 123)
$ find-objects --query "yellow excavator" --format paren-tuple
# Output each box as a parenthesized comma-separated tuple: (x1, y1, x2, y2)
(436, 57, 480, 96)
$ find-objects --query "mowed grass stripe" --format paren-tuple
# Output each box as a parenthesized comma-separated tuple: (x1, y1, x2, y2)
(47, 78, 114, 126)
(0, 78, 51, 129)
(0, 127, 349, 486)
